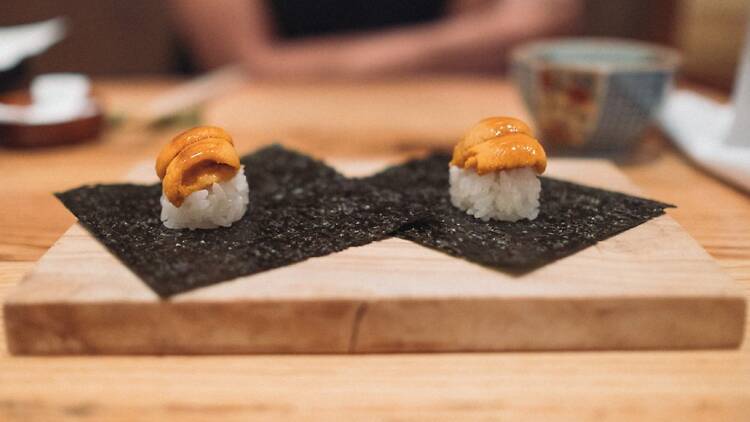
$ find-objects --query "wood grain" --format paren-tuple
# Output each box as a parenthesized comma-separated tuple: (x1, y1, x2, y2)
(4, 158, 744, 354)
(1, 78, 749, 421)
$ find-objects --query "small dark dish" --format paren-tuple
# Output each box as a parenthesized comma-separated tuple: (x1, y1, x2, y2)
(0, 90, 104, 148)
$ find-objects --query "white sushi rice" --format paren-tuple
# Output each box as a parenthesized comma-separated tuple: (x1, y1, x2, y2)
(449, 165, 541, 222)
(160, 166, 249, 229)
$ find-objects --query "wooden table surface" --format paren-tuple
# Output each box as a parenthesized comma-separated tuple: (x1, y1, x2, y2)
(1, 77, 748, 421)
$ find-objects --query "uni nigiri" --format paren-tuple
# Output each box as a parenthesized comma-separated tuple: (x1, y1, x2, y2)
(449, 117, 547, 222)
(155, 126, 249, 229)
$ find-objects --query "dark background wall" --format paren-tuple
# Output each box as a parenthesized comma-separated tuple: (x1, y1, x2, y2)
(1, 0, 179, 75)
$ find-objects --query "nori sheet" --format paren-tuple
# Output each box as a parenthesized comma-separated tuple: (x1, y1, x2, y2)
(56, 145, 426, 298)
(362, 153, 673, 270)
(57, 146, 673, 298)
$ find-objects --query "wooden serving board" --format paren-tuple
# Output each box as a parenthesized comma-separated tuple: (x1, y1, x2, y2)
(3, 158, 745, 354)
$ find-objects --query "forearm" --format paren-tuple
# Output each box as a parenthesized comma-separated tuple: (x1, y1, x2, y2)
(242, 25, 438, 79)
(168, 0, 260, 69)
(170, 0, 580, 79)
(244, 0, 580, 79)
(421, 0, 582, 71)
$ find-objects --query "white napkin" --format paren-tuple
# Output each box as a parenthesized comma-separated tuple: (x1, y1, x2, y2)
(659, 90, 750, 194)
(659, 24, 750, 194)
(0, 18, 66, 72)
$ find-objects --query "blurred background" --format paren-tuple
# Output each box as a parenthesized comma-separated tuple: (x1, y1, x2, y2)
(1, 0, 747, 88)
(1, 0, 749, 173)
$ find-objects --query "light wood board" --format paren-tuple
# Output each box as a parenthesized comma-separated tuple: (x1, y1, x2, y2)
(3, 158, 745, 354)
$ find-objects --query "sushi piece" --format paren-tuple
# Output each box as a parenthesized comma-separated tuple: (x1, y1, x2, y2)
(449, 117, 547, 222)
(155, 126, 249, 229)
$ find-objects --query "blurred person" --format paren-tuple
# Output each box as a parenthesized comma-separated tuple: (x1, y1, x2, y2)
(169, 0, 581, 79)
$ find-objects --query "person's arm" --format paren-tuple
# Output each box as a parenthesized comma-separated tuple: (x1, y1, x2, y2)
(169, 0, 581, 79)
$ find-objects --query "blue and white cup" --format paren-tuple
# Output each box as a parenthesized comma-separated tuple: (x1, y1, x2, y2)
(511, 38, 681, 153)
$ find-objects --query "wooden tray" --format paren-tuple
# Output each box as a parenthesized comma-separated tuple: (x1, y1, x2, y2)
(3, 158, 745, 354)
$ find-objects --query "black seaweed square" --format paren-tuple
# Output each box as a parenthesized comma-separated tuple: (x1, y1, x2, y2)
(57, 147, 672, 298)
(362, 153, 673, 270)
(56, 145, 425, 297)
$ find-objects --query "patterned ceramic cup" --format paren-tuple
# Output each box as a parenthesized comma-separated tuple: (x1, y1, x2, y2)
(511, 38, 680, 152)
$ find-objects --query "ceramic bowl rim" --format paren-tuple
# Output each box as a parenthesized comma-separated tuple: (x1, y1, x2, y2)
(511, 37, 682, 74)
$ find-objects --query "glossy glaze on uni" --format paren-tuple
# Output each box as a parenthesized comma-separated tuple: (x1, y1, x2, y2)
(156, 126, 241, 206)
(450, 117, 547, 175)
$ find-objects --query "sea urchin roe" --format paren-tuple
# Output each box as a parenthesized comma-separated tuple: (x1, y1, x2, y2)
(155, 126, 233, 180)
(451, 117, 547, 175)
(156, 126, 240, 207)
